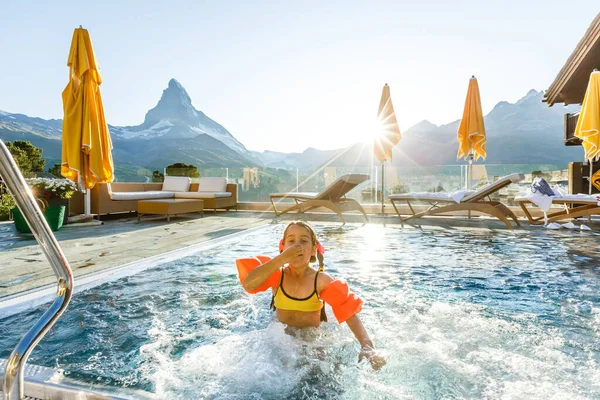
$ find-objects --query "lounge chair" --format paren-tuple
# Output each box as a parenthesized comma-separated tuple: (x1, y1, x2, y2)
(270, 174, 369, 224)
(515, 193, 600, 225)
(389, 173, 524, 229)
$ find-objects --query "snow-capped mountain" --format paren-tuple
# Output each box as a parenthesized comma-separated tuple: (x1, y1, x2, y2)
(0, 79, 258, 169)
(0, 111, 63, 140)
(0, 87, 585, 172)
(310, 89, 583, 167)
(111, 79, 249, 156)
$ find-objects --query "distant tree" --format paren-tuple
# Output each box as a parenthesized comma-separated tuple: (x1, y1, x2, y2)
(165, 162, 200, 178)
(48, 163, 62, 177)
(152, 170, 165, 182)
(6, 141, 45, 176)
(476, 177, 489, 188)
(531, 170, 551, 181)
(434, 183, 445, 192)
(390, 181, 409, 194)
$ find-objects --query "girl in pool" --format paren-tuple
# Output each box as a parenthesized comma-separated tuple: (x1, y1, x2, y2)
(237, 221, 386, 370)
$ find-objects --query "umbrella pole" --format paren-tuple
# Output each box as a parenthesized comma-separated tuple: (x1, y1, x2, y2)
(381, 162, 385, 215)
(468, 153, 473, 190)
(468, 152, 473, 219)
(84, 190, 91, 216)
(590, 160, 593, 195)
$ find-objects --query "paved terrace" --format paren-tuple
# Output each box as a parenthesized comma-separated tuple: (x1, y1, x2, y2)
(1, 207, 598, 303)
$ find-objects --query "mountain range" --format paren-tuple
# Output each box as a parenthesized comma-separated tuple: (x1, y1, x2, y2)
(0, 80, 583, 174)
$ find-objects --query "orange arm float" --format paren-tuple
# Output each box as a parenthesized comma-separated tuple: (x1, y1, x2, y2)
(235, 256, 281, 294)
(320, 280, 363, 323)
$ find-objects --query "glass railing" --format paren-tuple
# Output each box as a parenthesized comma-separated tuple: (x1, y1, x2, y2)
(0, 162, 573, 223)
(147, 163, 569, 206)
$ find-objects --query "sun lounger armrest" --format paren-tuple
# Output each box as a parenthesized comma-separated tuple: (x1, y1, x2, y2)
(270, 193, 318, 200)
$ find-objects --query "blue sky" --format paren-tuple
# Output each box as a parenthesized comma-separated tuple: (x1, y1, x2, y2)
(0, 1, 597, 152)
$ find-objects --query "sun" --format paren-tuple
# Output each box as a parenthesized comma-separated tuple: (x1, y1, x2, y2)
(370, 118, 388, 142)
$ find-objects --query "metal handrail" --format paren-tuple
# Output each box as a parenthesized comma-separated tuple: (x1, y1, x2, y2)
(0, 140, 74, 399)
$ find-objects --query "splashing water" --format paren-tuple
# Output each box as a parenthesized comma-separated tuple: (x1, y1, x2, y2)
(1, 224, 599, 399)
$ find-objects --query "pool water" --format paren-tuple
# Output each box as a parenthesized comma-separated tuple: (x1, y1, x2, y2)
(1, 224, 600, 399)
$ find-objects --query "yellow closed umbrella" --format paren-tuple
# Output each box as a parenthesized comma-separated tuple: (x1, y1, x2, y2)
(457, 76, 486, 189)
(374, 83, 401, 213)
(457, 76, 486, 161)
(61, 27, 114, 214)
(574, 70, 600, 194)
(374, 84, 402, 163)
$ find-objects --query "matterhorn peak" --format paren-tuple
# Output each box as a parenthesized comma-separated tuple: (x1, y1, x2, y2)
(165, 79, 191, 102)
(112, 79, 249, 156)
(143, 78, 197, 126)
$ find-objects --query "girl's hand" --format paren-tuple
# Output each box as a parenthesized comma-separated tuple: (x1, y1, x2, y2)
(278, 244, 305, 264)
(359, 345, 386, 370)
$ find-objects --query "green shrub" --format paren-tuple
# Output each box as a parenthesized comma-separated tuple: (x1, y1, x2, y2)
(390, 181, 409, 194)
(0, 193, 16, 221)
(476, 177, 490, 188)
(532, 170, 551, 181)
(152, 170, 165, 182)
(48, 163, 62, 177)
(165, 162, 200, 178)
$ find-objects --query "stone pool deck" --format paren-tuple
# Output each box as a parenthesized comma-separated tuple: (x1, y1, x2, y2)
(1, 210, 598, 303)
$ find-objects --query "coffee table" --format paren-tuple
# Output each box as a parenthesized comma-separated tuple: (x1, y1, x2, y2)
(137, 199, 204, 222)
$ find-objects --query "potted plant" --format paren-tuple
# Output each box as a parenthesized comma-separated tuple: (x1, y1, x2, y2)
(11, 178, 77, 232)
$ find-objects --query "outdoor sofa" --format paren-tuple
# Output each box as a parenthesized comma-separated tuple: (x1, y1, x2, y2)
(90, 176, 237, 218)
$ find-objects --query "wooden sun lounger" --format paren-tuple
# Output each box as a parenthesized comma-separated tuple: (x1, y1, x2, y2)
(389, 173, 525, 229)
(515, 194, 600, 225)
(270, 174, 369, 224)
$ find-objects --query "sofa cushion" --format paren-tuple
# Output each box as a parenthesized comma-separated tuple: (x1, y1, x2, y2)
(198, 177, 227, 192)
(111, 191, 175, 201)
(162, 176, 191, 192)
(175, 192, 232, 199)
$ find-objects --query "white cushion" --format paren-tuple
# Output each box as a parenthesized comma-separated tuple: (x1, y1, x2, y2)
(389, 190, 476, 204)
(162, 176, 191, 192)
(198, 177, 227, 192)
(175, 192, 232, 199)
(111, 191, 175, 201)
(515, 193, 600, 204)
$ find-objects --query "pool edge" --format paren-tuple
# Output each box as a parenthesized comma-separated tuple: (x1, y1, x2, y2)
(0, 224, 271, 319)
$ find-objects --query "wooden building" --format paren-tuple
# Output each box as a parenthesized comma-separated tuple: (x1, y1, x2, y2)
(544, 12, 600, 193)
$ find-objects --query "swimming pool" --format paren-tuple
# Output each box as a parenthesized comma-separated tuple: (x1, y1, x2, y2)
(1, 224, 599, 399)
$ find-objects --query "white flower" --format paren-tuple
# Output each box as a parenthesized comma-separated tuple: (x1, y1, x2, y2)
(25, 177, 77, 198)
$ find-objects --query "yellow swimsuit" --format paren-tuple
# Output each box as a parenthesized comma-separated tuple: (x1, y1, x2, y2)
(237, 256, 363, 323)
(272, 269, 323, 312)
